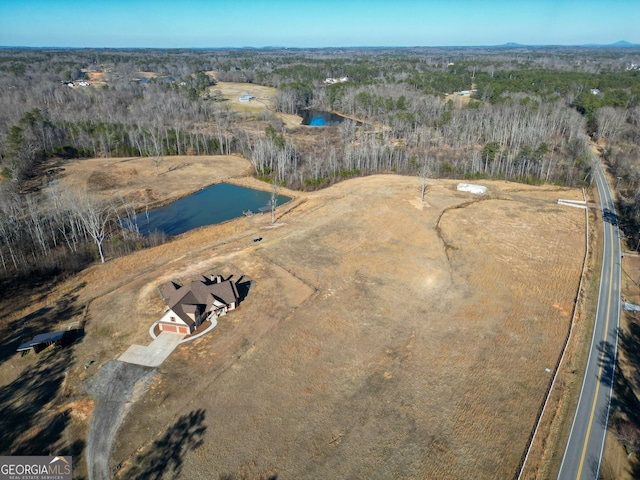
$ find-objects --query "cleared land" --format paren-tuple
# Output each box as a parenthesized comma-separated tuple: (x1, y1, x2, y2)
(212, 81, 276, 112)
(209, 80, 303, 127)
(0, 155, 587, 479)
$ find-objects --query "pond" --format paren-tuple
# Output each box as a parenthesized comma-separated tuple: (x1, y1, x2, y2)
(134, 183, 291, 236)
(301, 109, 351, 126)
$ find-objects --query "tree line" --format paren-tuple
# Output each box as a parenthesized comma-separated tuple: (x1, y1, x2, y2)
(0, 180, 166, 281)
(1, 46, 639, 283)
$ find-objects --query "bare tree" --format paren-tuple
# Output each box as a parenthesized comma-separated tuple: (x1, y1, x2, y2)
(596, 107, 626, 141)
(151, 155, 161, 175)
(419, 156, 430, 204)
(270, 176, 281, 225)
(614, 421, 640, 457)
(71, 190, 111, 263)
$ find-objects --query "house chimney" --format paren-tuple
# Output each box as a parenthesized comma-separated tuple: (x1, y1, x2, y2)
(216, 274, 222, 283)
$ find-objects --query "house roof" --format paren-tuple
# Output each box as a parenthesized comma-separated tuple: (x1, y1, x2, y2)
(183, 304, 200, 314)
(160, 281, 181, 302)
(160, 276, 240, 325)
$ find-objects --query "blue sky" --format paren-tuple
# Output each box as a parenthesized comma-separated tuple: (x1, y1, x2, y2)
(0, 0, 638, 48)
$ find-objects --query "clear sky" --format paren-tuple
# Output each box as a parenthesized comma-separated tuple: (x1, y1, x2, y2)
(0, 0, 638, 48)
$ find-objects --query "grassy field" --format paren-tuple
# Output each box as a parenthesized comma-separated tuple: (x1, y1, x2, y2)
(209, 80, 303, 128)
(0, 153, 588, 479)
(521, 202, 601, 479)
(56, 153, 253, 206)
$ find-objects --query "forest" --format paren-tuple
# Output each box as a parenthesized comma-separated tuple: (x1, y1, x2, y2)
(0, 45, 639, 283)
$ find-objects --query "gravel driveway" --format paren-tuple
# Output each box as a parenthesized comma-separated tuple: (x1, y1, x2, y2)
(85, 360, 155, 480)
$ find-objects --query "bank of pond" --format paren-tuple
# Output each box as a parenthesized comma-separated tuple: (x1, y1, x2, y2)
(301, 109, 355, 126)
(134, 183, 291, 236)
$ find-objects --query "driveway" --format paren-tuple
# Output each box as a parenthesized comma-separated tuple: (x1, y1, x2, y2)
(86, 360, 155, 480)
(118, 331, 185, 367)
(86, 332, 185, 479)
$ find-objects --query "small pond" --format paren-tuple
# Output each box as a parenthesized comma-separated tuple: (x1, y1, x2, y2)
(134, 183, 291, 236)
(301, 109, 352, 126)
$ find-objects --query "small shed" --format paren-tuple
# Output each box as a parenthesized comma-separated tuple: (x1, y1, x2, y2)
(457, 183, 487, 194)
(239, 94, 255, 102)
(17, 330, 77, 353)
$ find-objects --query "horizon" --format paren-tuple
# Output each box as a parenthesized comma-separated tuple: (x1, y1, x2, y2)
(1, 0, 639, 49)
(0, 41, 638, 51)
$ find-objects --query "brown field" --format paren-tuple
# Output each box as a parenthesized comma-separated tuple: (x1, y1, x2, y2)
(445, 93, 474, 107)
(0, 155, 588, 479)
(212, 81, 276, 113)
(56, 154, 253, 207)
(210, 81, 303, 127)
(84, 71, 108, 88)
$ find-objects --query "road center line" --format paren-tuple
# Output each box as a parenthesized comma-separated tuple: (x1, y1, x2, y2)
(575, 207, 614, 478)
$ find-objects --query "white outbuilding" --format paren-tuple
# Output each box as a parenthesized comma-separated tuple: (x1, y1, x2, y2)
(457, 183, 487, 194)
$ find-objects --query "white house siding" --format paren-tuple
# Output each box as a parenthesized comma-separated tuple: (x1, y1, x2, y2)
(158, 309, 192, 334)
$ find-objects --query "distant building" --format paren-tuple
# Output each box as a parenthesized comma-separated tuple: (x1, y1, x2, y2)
(239, 94, 255, 102)
(324, 77, 348, 85)
(457, 183, 487, 195)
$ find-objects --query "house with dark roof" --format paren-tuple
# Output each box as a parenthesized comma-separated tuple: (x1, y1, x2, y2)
(158, 274, 240, 335)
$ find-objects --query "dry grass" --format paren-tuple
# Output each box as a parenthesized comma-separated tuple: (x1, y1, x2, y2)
(0, 157, 589, 479)
(56, 154, 252, 207)
(209, 81, 303, 127)
(113, 176, 584, 479)
(600, 251, 640, 480)
(211, 82, 276, 113)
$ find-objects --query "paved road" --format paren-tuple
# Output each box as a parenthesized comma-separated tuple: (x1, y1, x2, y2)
(558, 159, 621, 479)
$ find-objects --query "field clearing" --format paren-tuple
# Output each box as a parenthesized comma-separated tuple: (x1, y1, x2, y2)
(55, 154, 253, 207)
(108, 176, 583, 478)
(212, 81, 276, 112)
(210, 81, 303, 127)
(0, 154, 587, 479)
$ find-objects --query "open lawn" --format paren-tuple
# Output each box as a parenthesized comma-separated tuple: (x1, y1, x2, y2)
(0, 155, 587, 479)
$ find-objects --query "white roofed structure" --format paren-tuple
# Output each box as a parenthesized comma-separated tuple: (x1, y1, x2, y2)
(457, 183, 487, 194)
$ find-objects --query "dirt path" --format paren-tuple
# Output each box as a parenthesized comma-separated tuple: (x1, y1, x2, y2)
(86, 361, 156, 480)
